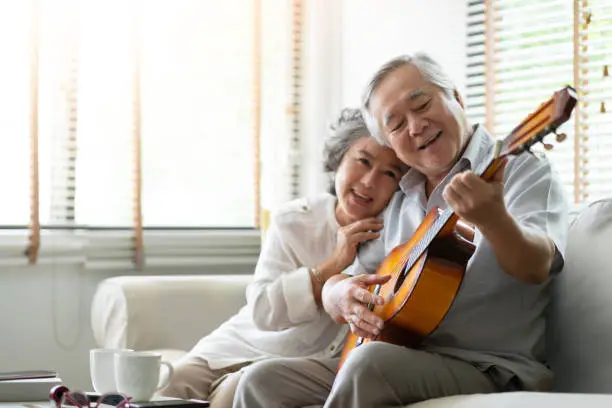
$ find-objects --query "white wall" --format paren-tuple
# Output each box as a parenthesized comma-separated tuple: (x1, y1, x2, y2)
(302, 0, 468, 197)
(339, 0, 468, 106)
(0, 262, 254, 391)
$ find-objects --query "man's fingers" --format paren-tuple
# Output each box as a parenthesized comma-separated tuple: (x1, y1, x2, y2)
(349, 315, 382, 339)
(357, 273, 391, 286)
(453, 171, 477, 191)
(348, 323, 376, 339)
(354, 287, 384, 306)
(442, 183, 461, 208)
(352, 306, 384, 331)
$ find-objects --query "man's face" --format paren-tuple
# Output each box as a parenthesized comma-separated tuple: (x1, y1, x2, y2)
(368, 64, 469, 182)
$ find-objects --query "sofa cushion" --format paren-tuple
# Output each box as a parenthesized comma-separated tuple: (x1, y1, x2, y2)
(151, 349, 188, 364)
(547, 198, 612, 392)
(409, 392, 612, 408)
(91, 274, 252, 351)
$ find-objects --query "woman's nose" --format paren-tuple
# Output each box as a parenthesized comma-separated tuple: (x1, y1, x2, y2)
(361, 170, 376, 187)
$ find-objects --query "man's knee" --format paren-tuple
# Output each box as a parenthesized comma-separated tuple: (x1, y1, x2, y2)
(233, 359, 289, 407)
(333, 341, 423, 397)
(338, 341, 396, 378)
(235, 360, 281, 394)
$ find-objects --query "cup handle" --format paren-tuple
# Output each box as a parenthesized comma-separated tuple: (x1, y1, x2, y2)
(156, 361, 174, 391)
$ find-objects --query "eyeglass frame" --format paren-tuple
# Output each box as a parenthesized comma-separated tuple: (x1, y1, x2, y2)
(50, 385, 132, 408)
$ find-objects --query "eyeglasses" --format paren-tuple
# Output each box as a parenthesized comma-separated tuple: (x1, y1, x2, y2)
(50, 385, 132, 408)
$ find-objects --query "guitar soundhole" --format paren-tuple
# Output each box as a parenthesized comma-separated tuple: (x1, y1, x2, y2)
(393, 267, 407, 294)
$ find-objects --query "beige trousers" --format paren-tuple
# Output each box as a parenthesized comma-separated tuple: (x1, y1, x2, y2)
(158, 354, 250, 408)
(233, 342, 500, 408)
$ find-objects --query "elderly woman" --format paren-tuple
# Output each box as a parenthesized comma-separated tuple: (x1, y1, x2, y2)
(159, 108, 407, 406)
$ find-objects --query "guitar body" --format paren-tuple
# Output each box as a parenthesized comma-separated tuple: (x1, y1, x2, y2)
(338, 207, 476, 370)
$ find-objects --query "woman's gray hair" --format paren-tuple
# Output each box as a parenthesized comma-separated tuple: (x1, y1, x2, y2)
(322, 107, 371, 195)
(361, 52, 457, 145)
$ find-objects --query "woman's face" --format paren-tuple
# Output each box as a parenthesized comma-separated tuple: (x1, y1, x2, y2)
(334, 136, 407, 226)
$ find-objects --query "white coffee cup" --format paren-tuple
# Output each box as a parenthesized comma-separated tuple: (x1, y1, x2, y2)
(90, 348, 134, 394)
(114, 351, 174, 401)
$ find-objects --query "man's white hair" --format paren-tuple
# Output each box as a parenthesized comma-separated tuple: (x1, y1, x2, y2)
(361, 52, 458, 145)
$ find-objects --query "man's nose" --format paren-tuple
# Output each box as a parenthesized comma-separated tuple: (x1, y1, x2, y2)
(408, 115, 428, 136)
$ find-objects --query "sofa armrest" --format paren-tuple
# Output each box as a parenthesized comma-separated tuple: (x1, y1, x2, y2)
(91, 274, 252, 352)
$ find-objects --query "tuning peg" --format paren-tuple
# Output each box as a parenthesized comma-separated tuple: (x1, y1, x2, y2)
(555, 132, 567, 143)
(524, 145, 537, 159)
(542, 143, 554, 151)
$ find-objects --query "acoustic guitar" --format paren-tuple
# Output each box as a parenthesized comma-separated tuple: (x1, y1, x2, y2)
(338, 85, 578, 371)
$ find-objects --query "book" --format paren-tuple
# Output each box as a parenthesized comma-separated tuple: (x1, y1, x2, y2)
(0, 376, 63, 402)
(0, 370, 58, 382)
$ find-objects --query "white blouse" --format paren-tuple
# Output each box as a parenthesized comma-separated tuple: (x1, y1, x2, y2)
(190, 193, 349, 369)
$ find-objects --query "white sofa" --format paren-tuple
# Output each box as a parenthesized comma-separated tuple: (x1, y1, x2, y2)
(91, 199, 612, 407)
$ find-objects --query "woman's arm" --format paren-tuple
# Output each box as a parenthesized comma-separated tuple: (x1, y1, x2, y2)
(247, 209, 383, 331)
(247, 218, 318, 331)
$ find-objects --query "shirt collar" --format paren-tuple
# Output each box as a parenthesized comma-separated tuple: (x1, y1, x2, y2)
(398, 124, 494, 196)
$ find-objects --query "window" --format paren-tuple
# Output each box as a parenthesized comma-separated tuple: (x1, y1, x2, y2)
(466, 0, 612, 206)
(0, 3, 31, 228)
(0, 1, 263, 266)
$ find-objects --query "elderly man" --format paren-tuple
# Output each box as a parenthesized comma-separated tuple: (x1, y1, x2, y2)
(232, 52, 569, 408)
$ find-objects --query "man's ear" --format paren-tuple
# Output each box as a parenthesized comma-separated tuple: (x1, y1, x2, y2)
(453, 89, 465, 109)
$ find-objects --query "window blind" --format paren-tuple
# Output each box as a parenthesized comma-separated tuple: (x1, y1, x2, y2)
(466, 0, 612, 206)
(577, 0, 612, 203)
(289, 0, 304, 199)
(0, 0, 264, 267)
(138, 1, 257, 227)
(0, 2, 31, 228)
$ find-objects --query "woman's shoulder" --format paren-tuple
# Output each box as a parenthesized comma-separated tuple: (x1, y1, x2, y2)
(271, 193, 336, 227)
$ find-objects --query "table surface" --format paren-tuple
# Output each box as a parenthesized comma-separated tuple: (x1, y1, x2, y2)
(0, 396, 209, 408)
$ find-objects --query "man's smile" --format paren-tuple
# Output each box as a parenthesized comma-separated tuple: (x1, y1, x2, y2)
(418, 130, 442, 151)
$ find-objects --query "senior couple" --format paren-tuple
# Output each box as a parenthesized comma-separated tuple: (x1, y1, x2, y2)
(160, 52, 569, 407)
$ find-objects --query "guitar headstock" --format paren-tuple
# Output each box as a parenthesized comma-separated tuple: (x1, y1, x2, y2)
(498, 85, 578, 158)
